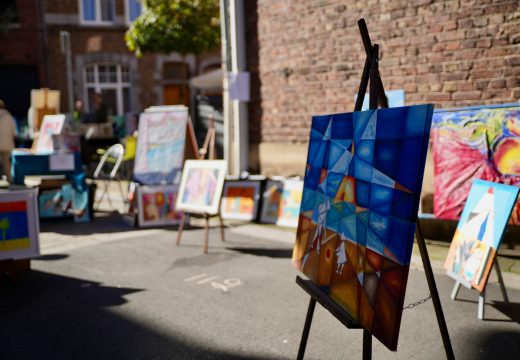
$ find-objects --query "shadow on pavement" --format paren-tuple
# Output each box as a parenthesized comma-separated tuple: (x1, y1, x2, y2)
(40, 212, 187, 236)
(35, 254, 70, 261)
(0, 270, 276, 360)
(490, 301, 520, 324)
(227, 247, 293, 258)
(466, 329, 520, 359)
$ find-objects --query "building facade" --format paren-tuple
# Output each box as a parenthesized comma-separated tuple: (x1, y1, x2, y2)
(244, 0, 520, 176)
(0, 0, 220, 124)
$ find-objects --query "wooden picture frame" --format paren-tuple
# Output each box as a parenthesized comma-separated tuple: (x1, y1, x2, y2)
(175, 160, 227, 215)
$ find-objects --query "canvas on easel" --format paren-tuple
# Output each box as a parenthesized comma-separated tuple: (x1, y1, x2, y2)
(292, 104, 434, 350)
(134, 107, 189, 185)
(444, 179, 519, 292)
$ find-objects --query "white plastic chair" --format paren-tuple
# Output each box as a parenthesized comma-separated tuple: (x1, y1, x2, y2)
(93, 143, 126, 211)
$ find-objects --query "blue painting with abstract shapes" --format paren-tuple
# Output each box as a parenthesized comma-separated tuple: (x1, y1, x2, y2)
(293, 104, 434, 350)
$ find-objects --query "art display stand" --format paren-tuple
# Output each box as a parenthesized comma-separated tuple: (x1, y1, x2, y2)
(176, 117, 226, 253)
(128, 112, 199, 226)
(450, 259, 509, 320)
(295, 19, 455, 360)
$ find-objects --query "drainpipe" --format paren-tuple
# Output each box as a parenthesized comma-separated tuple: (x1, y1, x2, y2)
(60, 31, 74, 114)
(220, 0, 232, 174)
(38, 0, 49, 87)
(229, 0, 248, 175)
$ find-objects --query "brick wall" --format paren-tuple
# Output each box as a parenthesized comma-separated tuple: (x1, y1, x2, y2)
(247, 0, 520, 146)
(0, 0, 44, 76)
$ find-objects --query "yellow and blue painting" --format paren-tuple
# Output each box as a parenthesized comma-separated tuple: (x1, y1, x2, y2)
(444, 179, 519, 292)
(0, 201, 31, 252)
(293, 104, 434, 351)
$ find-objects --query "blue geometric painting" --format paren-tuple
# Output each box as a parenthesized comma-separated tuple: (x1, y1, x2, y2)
(293, 104, 434, 351)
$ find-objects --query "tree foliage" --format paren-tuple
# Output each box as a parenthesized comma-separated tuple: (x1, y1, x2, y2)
(125, 0, 221, 57)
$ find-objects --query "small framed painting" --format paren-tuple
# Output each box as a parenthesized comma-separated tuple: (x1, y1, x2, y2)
(220, 180, 261, 221)
(34, 114, 65, 153)
(444, 179, 520, 292)
(175, 160, 227, 215)
(137, 185, 184, 227)
(276, 179, 303, 228)
(259, 179, 284, 224)
(0, 189, 40, 260)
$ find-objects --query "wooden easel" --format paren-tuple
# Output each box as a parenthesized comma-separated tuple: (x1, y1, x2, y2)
(176, 116, 225, 253)
(450, 258, 509, 320)
(296, 19, 455, 360)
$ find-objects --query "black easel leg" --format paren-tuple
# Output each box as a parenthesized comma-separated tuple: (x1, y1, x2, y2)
(415, 221, 455, 360)
(297, 297, 317, 360)
(362, 330, 372, 360)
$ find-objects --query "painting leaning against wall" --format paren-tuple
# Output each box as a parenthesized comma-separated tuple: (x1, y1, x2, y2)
(432, 106, 520, 224)
(292, 104, 434, 351)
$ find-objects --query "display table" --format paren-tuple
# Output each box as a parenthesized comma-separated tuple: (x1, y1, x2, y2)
(10, 151, 92, 222)
(11, 151, 84, 187)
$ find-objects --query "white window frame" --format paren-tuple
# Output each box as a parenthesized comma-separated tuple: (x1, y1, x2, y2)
(83, 63, 131, 116)
(125, 0, 143, 25)
(79, 0, 116, 26)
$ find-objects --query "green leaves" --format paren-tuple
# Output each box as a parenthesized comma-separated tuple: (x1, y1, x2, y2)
(125, 0, 221, 57)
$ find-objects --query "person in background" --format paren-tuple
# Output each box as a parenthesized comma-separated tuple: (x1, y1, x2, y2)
(90, 92, 109, 123)
(73, 99, 87, 124)
(0, 99, 17, 182)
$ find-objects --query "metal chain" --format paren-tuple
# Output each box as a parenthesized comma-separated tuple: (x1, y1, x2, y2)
(403, 294, 432, 310)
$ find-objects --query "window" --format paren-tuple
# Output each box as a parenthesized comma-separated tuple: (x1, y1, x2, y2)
(0, 0, 19, 28)
(84, 63, 131, 116)
(80, 0, 115, 24)
(163, 62, 189, 82)
(126, 0, 142, 24)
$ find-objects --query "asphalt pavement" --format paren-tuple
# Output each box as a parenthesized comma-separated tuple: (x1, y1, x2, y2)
(1, 211, 519, 360)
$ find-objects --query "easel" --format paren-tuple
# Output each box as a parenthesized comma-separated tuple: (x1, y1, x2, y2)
(296, 19, 455, 360)
(450, 258, 509, 320)
(176, 116, 226, 253)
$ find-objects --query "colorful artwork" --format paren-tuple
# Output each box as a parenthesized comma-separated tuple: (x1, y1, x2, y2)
(220, 180, 261, 221)
(259, 179, 284, 224)
(52, 134, 81, 153)
(0, 189, 40, 260)
(39, 185, 90, 222)
(176, 160, 227, 215)
(134, 108, 188, 185)
(137, 185, 184, 227)
(293, 105, 434, 350)
(444, 179, 519, 292)
(432, 106, 520, 224)
(277, 179, 303, 227)
(34, 114, 65, 153)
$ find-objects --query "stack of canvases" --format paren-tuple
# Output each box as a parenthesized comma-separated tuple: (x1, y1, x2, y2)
(219, 176, 304, 227)
(131, 106, 188, 227)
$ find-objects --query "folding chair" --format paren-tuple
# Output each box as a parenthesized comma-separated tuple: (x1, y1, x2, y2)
(93, 143, 126, 211)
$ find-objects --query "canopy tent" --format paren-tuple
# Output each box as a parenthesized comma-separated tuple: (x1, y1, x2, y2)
(190, 68, 223, 92)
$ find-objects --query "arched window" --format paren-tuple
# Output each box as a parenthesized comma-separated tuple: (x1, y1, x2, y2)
(84, 63, 131, 116)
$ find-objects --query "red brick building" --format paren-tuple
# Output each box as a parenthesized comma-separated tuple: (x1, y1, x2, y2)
(244, 0, 520, 175)
(0, 0, 220, 123)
